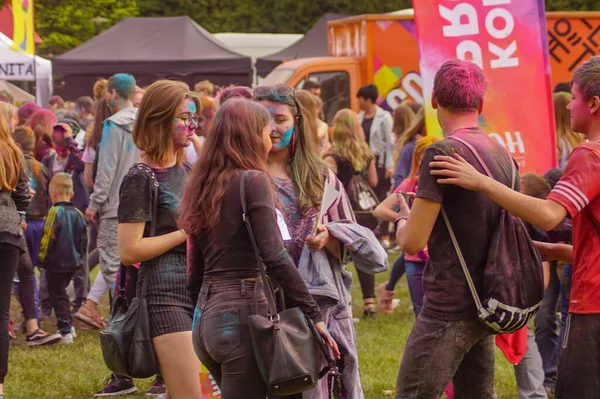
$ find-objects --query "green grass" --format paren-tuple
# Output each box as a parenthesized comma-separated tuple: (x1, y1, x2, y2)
(6, 259, 518, 399)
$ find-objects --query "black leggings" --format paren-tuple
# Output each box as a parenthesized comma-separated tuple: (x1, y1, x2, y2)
(0, 243, 20, 384)
(356, 269, 375, 300)
(16, 247, 38, 321)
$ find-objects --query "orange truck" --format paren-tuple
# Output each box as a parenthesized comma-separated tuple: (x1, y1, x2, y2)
(262, 11, 600, 123)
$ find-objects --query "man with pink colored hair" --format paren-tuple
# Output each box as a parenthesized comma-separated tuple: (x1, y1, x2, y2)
(431, 56, 600, 399)
(393, 59, 519, 398)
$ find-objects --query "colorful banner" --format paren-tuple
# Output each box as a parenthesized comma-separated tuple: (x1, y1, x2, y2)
(413, 0, 557, 173)
(200, 364, 221, 398)
(11, 0, 35, 55)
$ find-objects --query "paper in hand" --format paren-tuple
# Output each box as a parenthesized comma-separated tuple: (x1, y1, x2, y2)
(313, 184, 339, 234)
(276, 209, 291, 241)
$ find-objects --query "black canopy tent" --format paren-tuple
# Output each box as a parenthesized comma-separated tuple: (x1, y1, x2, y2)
(54, 16, 252, 99)
(255, 13, 350, 77)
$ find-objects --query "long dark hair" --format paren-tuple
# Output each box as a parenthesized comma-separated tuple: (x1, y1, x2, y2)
(179, 99, 271, 234)
(87, 96, 112, 149)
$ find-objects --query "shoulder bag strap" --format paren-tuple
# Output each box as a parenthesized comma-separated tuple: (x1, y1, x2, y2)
(137, 163, 160, 299)
(239, 171, 279, 319)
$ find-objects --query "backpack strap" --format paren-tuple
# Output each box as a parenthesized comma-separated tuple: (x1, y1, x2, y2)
(448, 136, 517, 190)
(441, 208, 484, 311)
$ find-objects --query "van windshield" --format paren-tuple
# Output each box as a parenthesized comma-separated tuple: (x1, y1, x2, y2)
(261, 68, 296, 86)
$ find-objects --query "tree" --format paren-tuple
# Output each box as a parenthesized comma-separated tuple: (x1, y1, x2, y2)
(34, 0, 139, 56)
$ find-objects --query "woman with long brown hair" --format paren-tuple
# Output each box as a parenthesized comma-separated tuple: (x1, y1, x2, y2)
(181, 98, 337, 398)
(117, 80, 202, 399)
(393, 108, 425, 188)
(0, 115, 32, 398)
(555, 92, 585, 168)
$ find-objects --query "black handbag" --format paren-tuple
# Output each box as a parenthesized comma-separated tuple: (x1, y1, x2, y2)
(240, 171, 337, 396)
(100, 164, 160, 378)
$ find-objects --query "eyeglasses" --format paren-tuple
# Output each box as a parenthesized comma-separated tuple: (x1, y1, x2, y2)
(174, 115, 199, 128)
(254, 85, 294, 101)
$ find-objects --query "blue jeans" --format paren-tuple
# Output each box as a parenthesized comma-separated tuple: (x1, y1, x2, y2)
(405, 260, 425, 318)
(386, 255, 406, 292)
(534, 261, 560, 389)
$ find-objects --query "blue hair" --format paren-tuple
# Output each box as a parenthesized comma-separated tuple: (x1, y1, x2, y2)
(107, 73, 136, 100)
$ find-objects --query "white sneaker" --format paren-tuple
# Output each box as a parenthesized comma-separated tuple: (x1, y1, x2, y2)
(70, 326, 77, 338)
(61, 333, 74, 344)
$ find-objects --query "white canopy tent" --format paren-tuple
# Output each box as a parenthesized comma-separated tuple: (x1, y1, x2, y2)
(0, 32, 52, 107)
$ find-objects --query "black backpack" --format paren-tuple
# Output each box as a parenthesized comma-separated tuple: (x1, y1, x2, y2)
(346, 173, 380, 230)
(443, 137, 544, 334)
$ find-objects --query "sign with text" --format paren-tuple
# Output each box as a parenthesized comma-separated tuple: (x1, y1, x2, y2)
(0, 61, 35, 80)
(413, 0, 557, 173)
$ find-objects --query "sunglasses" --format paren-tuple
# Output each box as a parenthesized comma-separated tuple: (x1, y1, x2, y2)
(254, 85, 294, 101)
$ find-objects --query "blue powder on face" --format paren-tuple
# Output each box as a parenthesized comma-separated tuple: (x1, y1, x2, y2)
(274, 125, 294, 150)
(187, 100, 197, 114)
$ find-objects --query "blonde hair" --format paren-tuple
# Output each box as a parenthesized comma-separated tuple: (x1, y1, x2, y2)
(408, 136, 441, 180)
(295, 90, 321, 146)
(0, 102, 17, 126)
(49, 172, 73, 196)
(331, 109, 374, 172)
(392, 104, 416, 166)
(399, 108, 425, 150)
(194, 80, 214, 96)
(93, 79, 108, 104)
(133, 80, 201, 167)
(554, 92, 585, 155)
(0, 115, 25, 190)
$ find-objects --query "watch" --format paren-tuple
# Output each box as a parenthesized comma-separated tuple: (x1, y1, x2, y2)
(394, 216, 408, 230)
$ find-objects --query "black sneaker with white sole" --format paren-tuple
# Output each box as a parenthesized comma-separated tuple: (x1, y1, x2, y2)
(25, 329, 62, 347)
(94, 374, 138, 397)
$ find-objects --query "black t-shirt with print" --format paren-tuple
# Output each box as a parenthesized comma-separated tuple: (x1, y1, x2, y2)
(118, 164, 189, 254)
(416, 128, 518, 321)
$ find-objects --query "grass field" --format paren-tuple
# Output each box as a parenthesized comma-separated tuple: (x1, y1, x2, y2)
(6, 259, 518, 399)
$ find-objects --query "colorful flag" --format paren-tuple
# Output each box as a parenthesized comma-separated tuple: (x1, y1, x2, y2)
(413, 0, 557, 173)
(11, 0, 35, 55)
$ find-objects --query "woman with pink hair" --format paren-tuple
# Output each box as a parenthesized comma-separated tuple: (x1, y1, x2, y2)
(25, 109, 57, 162)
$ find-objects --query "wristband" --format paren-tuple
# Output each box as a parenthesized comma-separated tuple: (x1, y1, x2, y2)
(394, 216, 408, 231)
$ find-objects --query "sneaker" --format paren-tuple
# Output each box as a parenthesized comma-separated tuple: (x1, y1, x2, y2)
(146, 375, 167, 396)
(61, 333, 74, 344)
(26, 329, 62, 347)
(94, 374, 138, 397)
(377, 283, 395, 315)
(74, 304, 107, 329)
(70, 326, 77, 338)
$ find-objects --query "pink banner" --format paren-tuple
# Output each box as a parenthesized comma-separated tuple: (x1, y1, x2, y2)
(413, 0, 557, 173)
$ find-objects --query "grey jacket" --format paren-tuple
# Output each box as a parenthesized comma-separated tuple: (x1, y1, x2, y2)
(298, 220, 387, 399)
(88, 107, 140, 219)
(358, 106, 395, 169)
(0, 167, 32, 252)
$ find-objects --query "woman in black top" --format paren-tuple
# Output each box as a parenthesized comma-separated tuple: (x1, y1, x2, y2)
(117, 80, 201, 399)
(181, 99, 339, 399)
(0, 115, 32, 398)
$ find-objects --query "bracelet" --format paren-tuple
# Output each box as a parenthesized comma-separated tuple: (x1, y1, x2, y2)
(394, 216, 408, 231)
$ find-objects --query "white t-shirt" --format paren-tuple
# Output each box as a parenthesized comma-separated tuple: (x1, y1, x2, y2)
(82, 145, 96, 164)
(52, 156, 67, 175)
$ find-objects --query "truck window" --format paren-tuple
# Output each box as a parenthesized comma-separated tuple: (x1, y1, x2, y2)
(262, 68, 296, 86)
(301, 71, 350, 125)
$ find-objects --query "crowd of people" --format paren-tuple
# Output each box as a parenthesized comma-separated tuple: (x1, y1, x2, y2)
(0, 54, 597, 399)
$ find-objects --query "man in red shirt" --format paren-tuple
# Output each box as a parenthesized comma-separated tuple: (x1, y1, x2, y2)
(430, 56, 600, 398)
